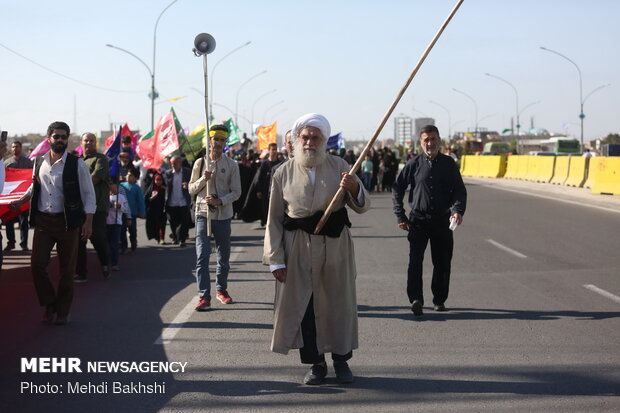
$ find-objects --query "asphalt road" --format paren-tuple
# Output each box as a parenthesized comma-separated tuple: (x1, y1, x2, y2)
(1, 178, 619, 412)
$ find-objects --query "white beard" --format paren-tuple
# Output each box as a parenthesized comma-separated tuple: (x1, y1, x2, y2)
(293, 138, 327, 168)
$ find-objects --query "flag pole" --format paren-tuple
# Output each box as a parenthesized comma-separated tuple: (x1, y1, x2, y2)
(202, 53, 212, 237)
(314, 0, 464, 234)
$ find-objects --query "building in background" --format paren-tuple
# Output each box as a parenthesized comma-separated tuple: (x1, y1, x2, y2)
(394, 114, 414, 147)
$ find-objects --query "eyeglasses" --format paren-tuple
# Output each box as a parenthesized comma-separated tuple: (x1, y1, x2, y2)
(51, 134, 69, 140)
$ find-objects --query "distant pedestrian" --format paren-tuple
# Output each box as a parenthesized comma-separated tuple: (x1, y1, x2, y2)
(120, 168, 145, 253)
(106, 181, 130, 271)
(361, 154, 373, 191)
(4, 141, 32, 252)
(164, 155, 191, 247)
(145, 173, 167, 244)
(392, 125, 467, 316)
(10, 121, 96, 325)
(256, 143, 283, 226)
(74, 132, 111, 282)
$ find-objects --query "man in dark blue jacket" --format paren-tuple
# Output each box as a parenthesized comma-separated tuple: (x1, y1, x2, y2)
(392, 125, 467, 316)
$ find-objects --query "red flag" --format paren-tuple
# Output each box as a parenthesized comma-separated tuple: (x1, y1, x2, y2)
(152, 111, 179, 169)
(0, 168, 32, 223)
(105, 124, 134, 149)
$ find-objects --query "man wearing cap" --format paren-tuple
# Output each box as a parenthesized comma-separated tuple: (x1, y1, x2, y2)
(263, 113, 370, 385)
(189, 124, 241, 310)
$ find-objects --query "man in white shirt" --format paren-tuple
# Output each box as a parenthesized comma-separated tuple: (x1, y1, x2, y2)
(164, 155, 191, 247)
(11, 121, 96, 325)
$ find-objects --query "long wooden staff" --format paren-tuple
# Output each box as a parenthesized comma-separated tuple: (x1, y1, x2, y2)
(314, 0, 464, 234)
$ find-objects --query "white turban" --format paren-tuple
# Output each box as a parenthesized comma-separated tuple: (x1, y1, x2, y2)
(291, 113, 331, 140)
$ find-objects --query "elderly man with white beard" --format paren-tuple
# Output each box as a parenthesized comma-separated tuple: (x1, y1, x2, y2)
(263, 113, 370, 385)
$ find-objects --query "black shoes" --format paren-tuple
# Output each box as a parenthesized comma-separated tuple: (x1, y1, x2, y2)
(303, 362, 354, 385)
(434, 304, 447, 312)
(303, 363, 327, 385)
(411, 300, 424, 316)
(334, 362, 354, 384)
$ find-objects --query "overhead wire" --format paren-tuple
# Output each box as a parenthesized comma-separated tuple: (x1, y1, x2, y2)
(0, 43, 147, 94)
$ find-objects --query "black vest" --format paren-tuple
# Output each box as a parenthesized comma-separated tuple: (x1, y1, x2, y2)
(29, 153, 85, 231)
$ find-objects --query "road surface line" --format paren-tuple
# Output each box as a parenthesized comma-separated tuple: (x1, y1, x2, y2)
(154, 246, 243, 345)
(486, 239, 528, 259)
(469, 180, 620, 215)
(583, 284, 620, 304)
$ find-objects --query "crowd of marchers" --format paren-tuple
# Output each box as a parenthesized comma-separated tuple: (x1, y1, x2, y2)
(1, 118, 466, 387)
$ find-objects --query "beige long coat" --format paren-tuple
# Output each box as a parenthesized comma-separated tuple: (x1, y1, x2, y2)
(263, 155, 370, 355)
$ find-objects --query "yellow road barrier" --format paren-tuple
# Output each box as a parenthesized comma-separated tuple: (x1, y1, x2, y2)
(550, 156, 570, 185)
(583, 157, 603, 189)
(564, 156, 588, 187)
(534, 156, 556, 183)
(504, 155, 519, 179)
(591, 157, 620, 195)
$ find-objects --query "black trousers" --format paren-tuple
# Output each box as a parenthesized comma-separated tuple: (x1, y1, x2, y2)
(407, 215, 454, 306)
(5, 211, 29, 246)
(31, 214, 80, 317)
(300, 295, 352, 365)
(76, 211, 109, 276)
(167, 206, 190, 243)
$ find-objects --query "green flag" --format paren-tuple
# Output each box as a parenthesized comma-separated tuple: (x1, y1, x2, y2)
(171, 107, 200, 162)
(224, 118, 242, 145)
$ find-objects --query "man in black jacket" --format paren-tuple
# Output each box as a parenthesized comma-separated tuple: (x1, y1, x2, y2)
(392, 125, 467, 316)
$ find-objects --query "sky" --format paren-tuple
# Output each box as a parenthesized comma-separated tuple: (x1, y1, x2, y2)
(1, 0, 618, 144)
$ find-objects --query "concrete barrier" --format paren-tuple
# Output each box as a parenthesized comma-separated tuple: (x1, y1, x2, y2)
(534, 156, 556, 183)
(565, 156, 588, 187)
(550, 156, 570, 185)
(524, 156, 540, 181)
(583, 157, 603, 189)
(461, 155, 481, 177)
(478, 155, 507, 178)
(504, 155, 519, 179)
(591, 157, 620, 195)
(514, 155, 531, 180)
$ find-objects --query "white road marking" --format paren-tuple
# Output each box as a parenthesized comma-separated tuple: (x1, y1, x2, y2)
(583, 284, 620, 304)
(154, 246, 243, 345)
(486, 239, 528, 259)
(468, 180, 620, 215)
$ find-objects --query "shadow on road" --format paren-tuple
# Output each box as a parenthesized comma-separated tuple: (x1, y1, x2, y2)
(357, 305, 620, 321)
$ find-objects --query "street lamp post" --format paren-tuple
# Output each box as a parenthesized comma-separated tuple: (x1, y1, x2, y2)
(485, 72, 520, 136)
(151, 0, 178, 130)
(107, 0, 177, 131)
(106, 44, 154, 128)
(428, 100, 452, 138)
(209, 41, 252, 122)
(539, 46, 586, 147)
(263, 100, 284, 125)
(251, 89, 277, 136)
(213, 102, 251, 124)
(583, 83, 611, 106)
(235, 70, 267, 128)
(452, 88, 478, 136)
